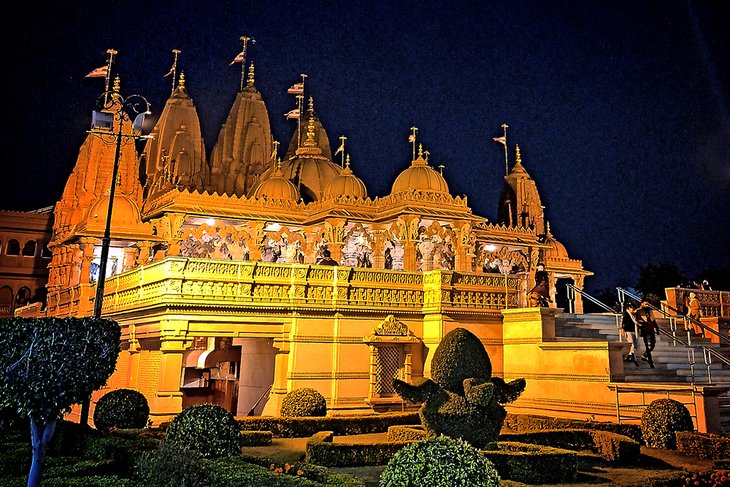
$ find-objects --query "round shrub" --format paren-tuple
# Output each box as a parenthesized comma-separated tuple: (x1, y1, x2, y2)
(431, 328, 491, 394)
(641, 398, 694, 449)
(165, 403, 241, 458)
(380, 434, 501, 487)
(93, 388, 149, 432)
(280, 388, 327, 417)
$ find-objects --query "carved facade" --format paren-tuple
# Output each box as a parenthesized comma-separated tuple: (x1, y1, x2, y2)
(28, 61, 593, 423)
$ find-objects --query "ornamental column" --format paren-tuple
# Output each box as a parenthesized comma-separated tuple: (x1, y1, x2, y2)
(78, 238, 97, 285)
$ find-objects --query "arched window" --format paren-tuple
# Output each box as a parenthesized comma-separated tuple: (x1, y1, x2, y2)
(15, 287, 31, 306)
(22, 240, 37, 257)
(41, 242, 52, 258)
(0, 286, 13, 317)
(6, 239, 20, 255)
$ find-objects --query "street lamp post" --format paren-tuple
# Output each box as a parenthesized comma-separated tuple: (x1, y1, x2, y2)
(81, 82, 151, 425)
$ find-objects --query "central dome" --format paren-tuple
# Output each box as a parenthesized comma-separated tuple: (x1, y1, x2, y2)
(391, 152, 449, 195)
(253, 162, 299, 202)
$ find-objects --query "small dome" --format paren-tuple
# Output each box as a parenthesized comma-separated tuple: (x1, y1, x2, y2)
(88, 195, 142, 227)
(253, 164, 299, 201)
(391, 149, 449, 195)
(323, 158, 368, 199)
(543, 223, 569, 260)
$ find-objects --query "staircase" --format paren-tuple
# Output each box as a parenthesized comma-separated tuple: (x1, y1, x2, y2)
(555, 311, 730, 432)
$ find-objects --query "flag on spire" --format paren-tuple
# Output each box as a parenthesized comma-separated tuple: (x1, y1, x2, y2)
(492, 135, 506, 146)
(287, 82, 304, 95)
(285, 108, 300, 119)
(334, 140, 345, 155)
(229, 51, 245, 66)
(85, 65, 108, 78)
(164, 61, 176, 77)
(408, 134, 416, 143)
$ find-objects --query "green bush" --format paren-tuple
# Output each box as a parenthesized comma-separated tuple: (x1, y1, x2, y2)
(135, 440, 211, 486)
(306, 431, 410, 467)
(641, 399, 694, 449)
(93, 388, 150, 432)
(41, 475, 139, 486)
(237, 411, 418, 438)
(165, 403, 241, 458)
(484, 441, 577, 484)
(676, 431, 730, 460)
(379, 434, 501, 487)
(280, 388, 327, 417)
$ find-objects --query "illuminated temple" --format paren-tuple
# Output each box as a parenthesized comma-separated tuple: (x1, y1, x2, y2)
(24, 57, 676, 426)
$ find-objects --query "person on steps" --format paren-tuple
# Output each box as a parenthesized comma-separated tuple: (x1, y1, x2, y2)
(635, 301, 660, 369)
(621, 302, 640, 367)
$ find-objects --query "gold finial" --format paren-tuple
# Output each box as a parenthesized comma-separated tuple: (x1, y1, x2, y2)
(345, 154, 351, 168)
(438, 164, 444, 175)
(169, 49, 181, 94)
(179, 72, 186, 90)
(546, 221, 552, 237)
(247, 62, 255, 85)
(304, 107, 316, 147)
(515, 145, 522, 165)
(308, 96, 314, 115)
(112, 75, 121, 99)
(418, 143, 423, 159)
(276, 157, 282, 171)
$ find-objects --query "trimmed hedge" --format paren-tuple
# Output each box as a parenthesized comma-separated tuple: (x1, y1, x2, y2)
(240, 430, 273, 446)
(499, 429, 640, 464)
(676, 431, 730, 460)
(641, 399, 694, 449)
(305, 431, 410, 467)
(484, 441, 577, 484)
(237, 411, 419, 437)
(280, 388, 327, 417)
(93, 388, 149, 432)
(166, 403, 242, 458)
(503, 412, 643, 443)
(386, 425, 428, 442)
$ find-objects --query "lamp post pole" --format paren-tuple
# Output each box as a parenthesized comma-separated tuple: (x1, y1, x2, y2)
(93, 120, 123, 319)
(80, 85, 151, 426)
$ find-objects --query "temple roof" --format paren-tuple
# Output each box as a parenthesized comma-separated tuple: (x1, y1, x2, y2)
(323, 157, 368, 199)
(253, 161, 300, 202)
(391, 145, 449, 195)
(497, 145, 545, 234)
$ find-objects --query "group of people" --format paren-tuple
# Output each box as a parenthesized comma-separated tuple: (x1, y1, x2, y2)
(621, 301, 661, 368)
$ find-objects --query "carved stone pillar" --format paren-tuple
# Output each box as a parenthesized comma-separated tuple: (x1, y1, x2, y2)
(136, 241, 154, 266)
(78, 238, 97, 285)
(324, 218, 347, 264)
(371, 227, 389, 269)
(123, 247, 138, 271)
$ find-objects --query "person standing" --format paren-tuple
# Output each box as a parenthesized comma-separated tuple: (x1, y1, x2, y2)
(686, 292, 703, 336)
(635, 301, 659, 369)
(528, 263, 550, 307)
(621, 303, 640, 367)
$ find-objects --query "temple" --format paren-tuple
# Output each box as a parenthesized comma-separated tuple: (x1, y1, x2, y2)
(11, 52, 729, 433)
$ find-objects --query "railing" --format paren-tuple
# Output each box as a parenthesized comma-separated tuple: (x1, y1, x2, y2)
(617, 288, 730, 384)
(247, 384, 272, 416)
(608, 384, 699, 428)
(566, 283, 623, 339)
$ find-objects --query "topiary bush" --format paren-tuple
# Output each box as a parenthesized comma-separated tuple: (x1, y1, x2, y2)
(641, 398, 694, 449)
(280, 388, 327, 417)
(379, 434, 501, 487)
(393, 328, 525, 449)
(165, 403, 241, 458)
(93, 388, 150, 432)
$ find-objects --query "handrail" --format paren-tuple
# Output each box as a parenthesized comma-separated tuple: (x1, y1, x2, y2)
(617, 288, 730, 382)
(566, 283, 624, 340)
(617, 288, 730, 346)
(247, 384, 273, 416)
(566, 283, 616, 314)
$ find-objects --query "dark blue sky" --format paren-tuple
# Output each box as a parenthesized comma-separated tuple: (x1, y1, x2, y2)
(2, 0, 728, 292)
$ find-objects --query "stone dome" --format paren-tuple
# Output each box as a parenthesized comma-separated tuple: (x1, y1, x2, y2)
(391, 149, 449, 195)
(323, 158, 368, 199)
(543, 223, 569, 260)
(253, 163, 299, 201)
(88, 195, 142, 227)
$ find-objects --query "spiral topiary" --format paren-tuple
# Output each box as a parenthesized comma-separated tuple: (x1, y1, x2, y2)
(380, 434, 501, 487)
(93, 388, 149, 432)
(165, 403, 241, 458)
(280, 388, 327, 417)
(641, 398, 694, 449)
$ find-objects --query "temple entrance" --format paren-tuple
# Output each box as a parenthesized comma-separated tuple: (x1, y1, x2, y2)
(235, 337, 277, 416)
(555, 277, 574, 311)
(180, 336, 241, 414)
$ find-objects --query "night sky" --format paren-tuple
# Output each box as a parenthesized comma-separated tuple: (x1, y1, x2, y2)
(2, 1, 728, 293)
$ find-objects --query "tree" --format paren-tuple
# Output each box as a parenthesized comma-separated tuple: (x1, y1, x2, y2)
(635, 262, 686, 305)
(0, 317, 120, 487)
